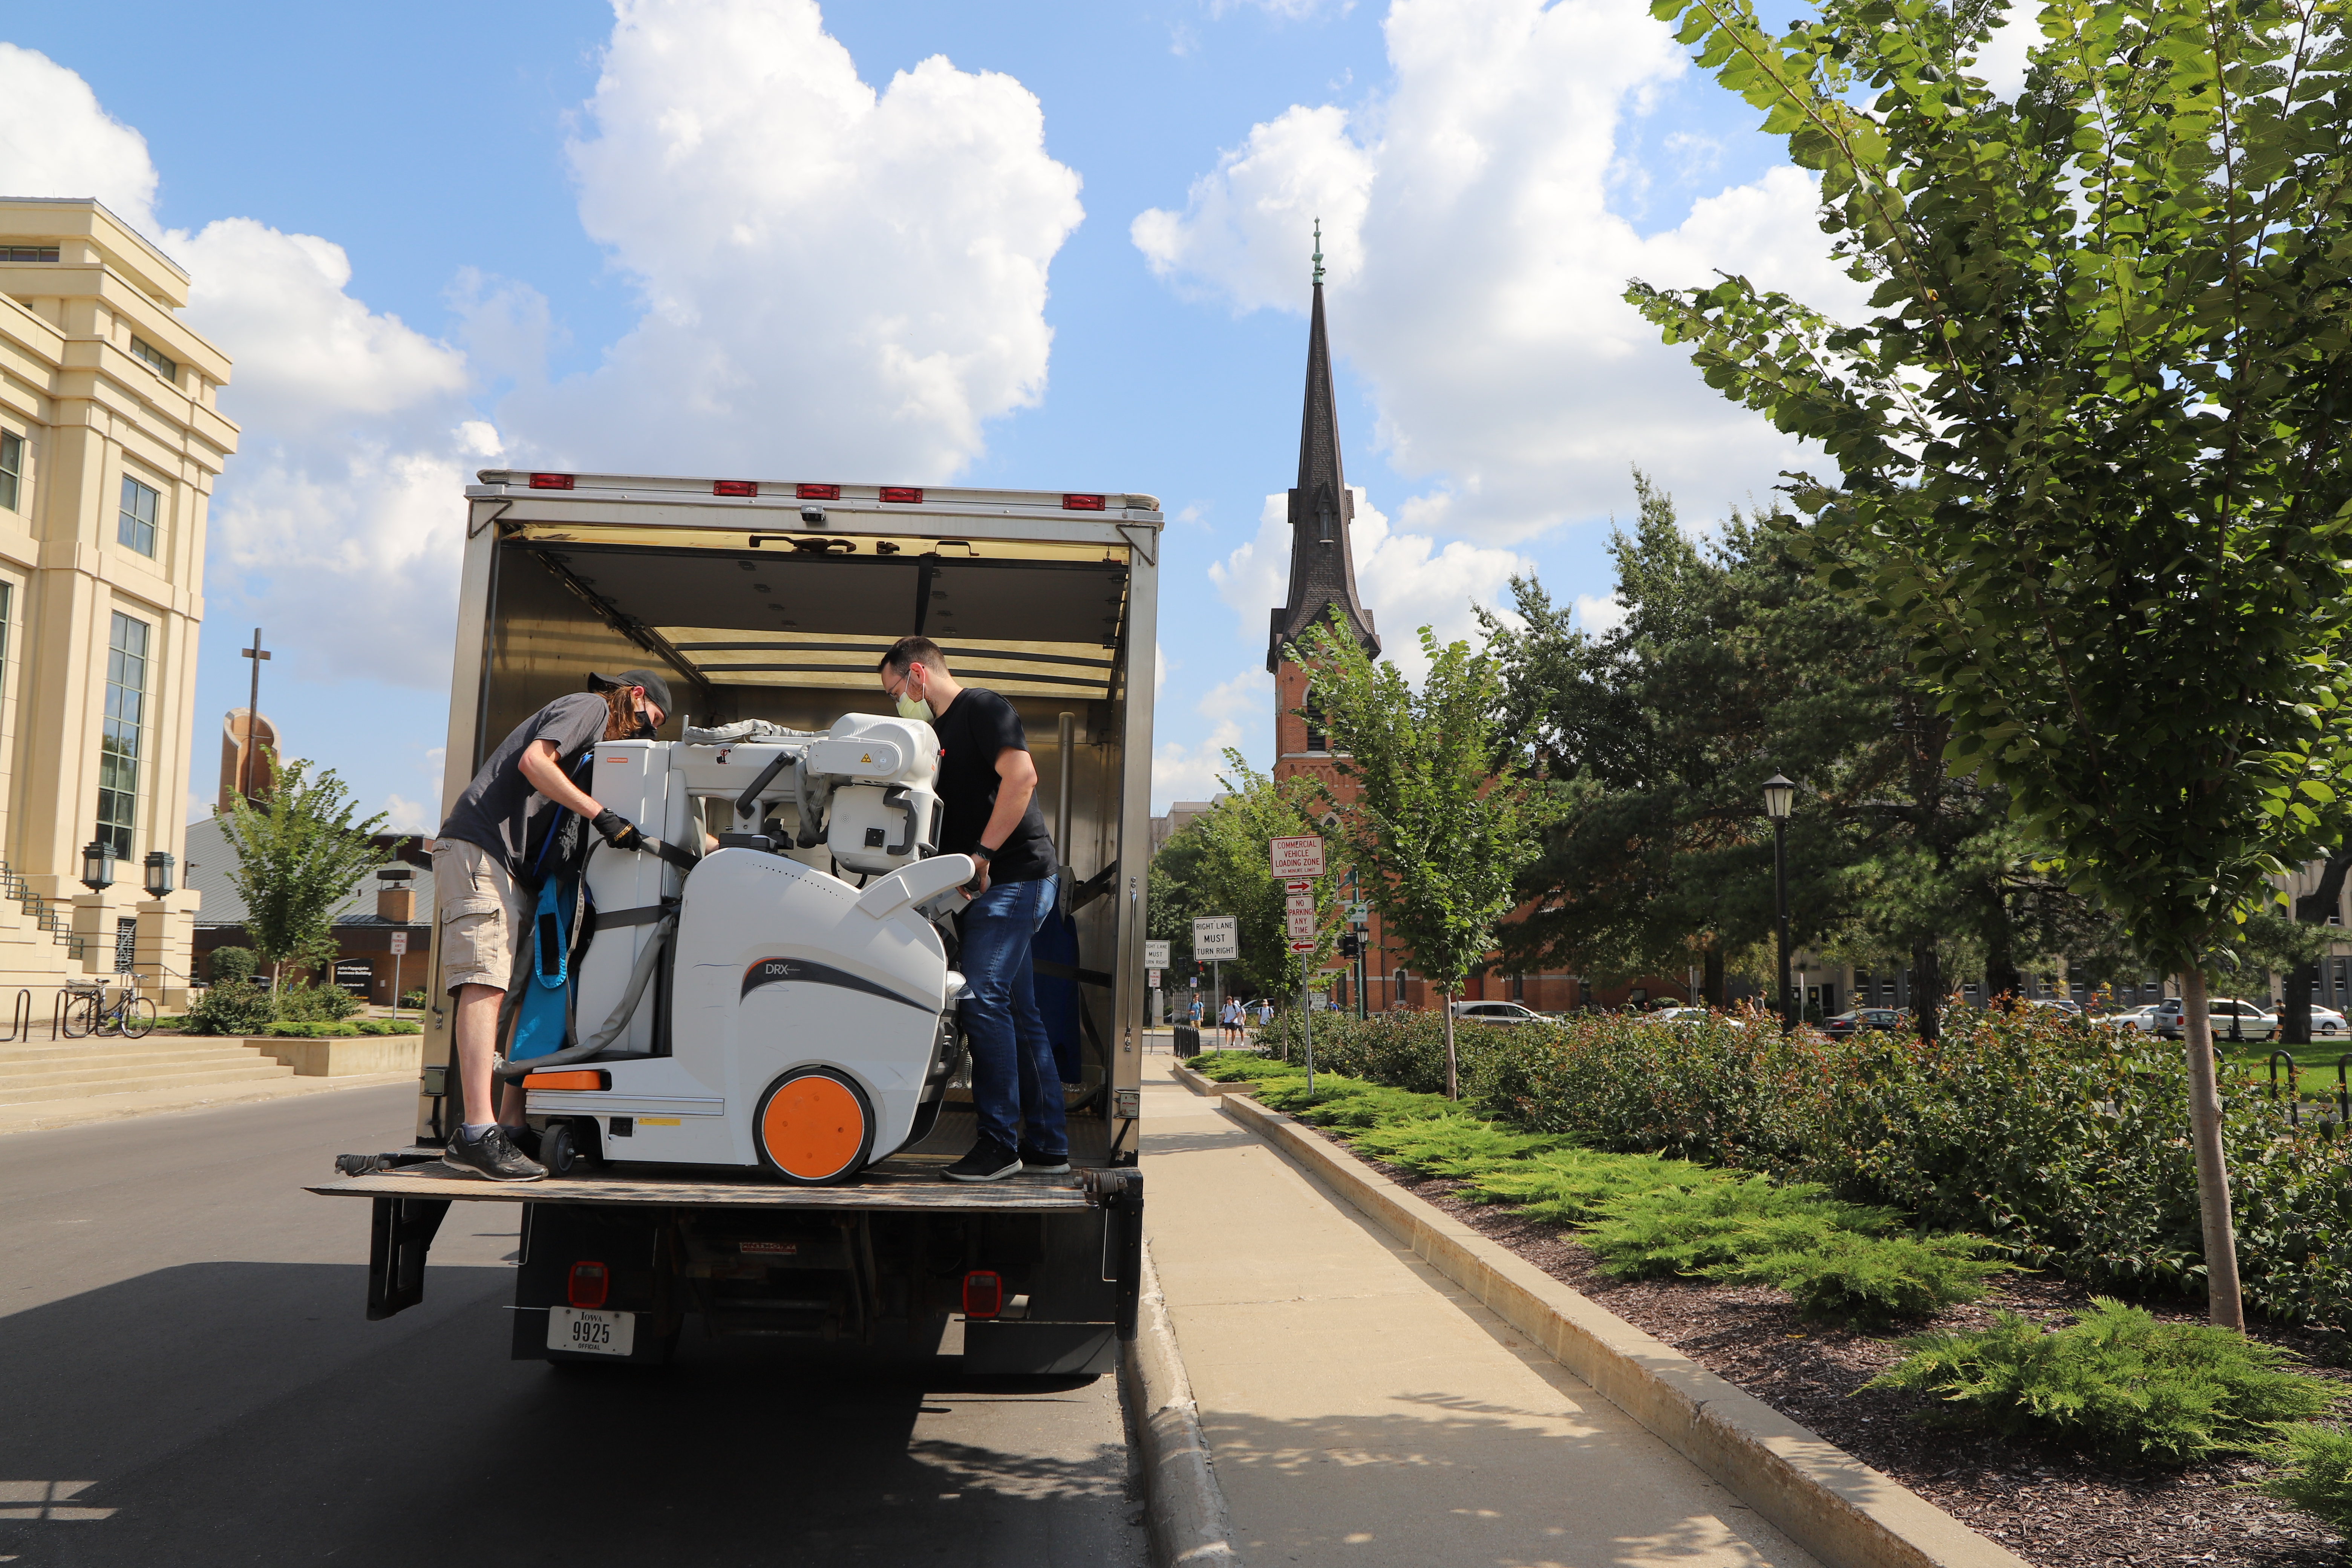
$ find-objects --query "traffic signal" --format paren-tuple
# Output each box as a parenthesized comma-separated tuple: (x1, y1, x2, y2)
(1339, 933, 1362, 959)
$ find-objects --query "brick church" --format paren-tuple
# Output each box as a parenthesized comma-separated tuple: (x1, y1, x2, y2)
(1264, 239, 1688, 1015)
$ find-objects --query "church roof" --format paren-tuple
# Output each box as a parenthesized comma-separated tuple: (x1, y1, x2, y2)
(1268, 229, 1379, 673)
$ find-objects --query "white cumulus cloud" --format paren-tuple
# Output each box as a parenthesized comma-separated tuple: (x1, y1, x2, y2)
(0, 44, 159, 233)
(1210, 488, 1528, 684)
(1134, 0, 1872, 544)
(1153, 668, 1274, 810)
(498, 0, 1084, 480)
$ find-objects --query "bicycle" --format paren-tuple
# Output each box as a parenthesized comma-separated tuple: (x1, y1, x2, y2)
(60, 976, 156, 1039)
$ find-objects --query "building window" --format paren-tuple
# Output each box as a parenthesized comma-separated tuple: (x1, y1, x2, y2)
(95, 611, 150, 858)
(0, 246, 60, 263)
(129, 335, 177, 384)
(1510, 972, 1525, 1001)
(0, 431, 19, 511)
(1304, 690, 1328, 753)
(118, 476, 159, 557)
(0, 580, 10, 681)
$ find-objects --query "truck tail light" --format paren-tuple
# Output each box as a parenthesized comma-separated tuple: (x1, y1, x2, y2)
(880, 486, 924, 504)
(714, 479, 758, 497)
(796, 483, 840, 500)
(962, 1270, 1003, 1318)
(529, 473, 574, 490)
(568, 1260, 610, 1309)
(1062, 493, 1106, 510)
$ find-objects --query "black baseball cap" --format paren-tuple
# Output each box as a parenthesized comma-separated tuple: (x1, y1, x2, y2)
(589, 668, 675, 714)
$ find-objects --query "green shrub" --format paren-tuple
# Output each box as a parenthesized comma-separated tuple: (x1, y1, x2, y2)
(183, 979, 274, 1036)
(1465, 1149, 1726, 1225)
(1582, 1177, 1899, 1279)
(1251, 1008, 1513, 1097)
(1345, 1115, 1564, 1177)
(2255, 1423, 2352, 1534)
(1190, 1049, 1300, 1083)
(272, 981, 364, 1023)
(209, 946, 259, 983)
(1704, 1231, 2014, 1324)
(352, 1018, 421, 1036)
(398, 989, 429, 1010)
(1864, 1298, 2335, 1464)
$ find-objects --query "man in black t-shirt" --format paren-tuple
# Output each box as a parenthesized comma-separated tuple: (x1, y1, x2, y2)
(432, 669, 674, 1181)
(879, 637, 1064, 1182)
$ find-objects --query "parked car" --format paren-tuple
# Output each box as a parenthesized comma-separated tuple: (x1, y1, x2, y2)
(2098, 1004, 2162, 1034)
(2315, 1006, 2348, 1038)
(1651, 1006, 1746, 1029)
(1822, 1008, 1906, 1036)
(1450, 1001, 1547, 1026)
(2151, 997, 2277, 1042)
(2022, 997, 2086, 1018)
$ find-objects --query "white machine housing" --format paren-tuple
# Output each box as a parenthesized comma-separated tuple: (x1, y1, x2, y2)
(526, 717, 968, 1175)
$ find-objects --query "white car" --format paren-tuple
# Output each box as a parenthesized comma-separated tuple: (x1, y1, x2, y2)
(2311, 1006, 2348, 1038)
(2099, 1005, 2162, 1033)
(1450, 1000, 1546, 1026)
(1651, 1006, 1746, 1029)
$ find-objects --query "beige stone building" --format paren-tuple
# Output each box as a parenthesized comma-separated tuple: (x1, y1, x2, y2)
(0, 198, 237, 1007)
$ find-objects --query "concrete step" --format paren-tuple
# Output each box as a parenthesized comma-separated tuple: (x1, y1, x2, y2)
(0, 1058, 296, 1106)
(0, 1040, 265, 1070)
(0, 1054, 289, 1091)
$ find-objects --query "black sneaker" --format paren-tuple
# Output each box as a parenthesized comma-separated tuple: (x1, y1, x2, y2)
(1018, 1146, 1071, 1174)
(505, 1123, 542, 1161)
(941, 1138, 1022, 1183)
(444, 1124, 546, 1182)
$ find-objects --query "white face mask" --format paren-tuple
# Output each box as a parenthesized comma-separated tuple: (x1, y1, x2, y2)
(894, 668, 933, 723)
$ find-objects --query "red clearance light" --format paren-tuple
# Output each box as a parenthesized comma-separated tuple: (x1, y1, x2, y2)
(529, 473, 575, 491)
(1062, 494, 1106, 511)
(796, 483, 840, 501)
(713, 480, 758, 498)
(961, 1269, 1003, 1318)
(567, 1260, 610, 1310)
(879, 486, 924, 505)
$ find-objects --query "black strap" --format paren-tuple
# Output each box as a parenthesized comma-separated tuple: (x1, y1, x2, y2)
(1067, 860, 1119, 913)
(594, 902, 677, 930)
(649, 838, 701, 874)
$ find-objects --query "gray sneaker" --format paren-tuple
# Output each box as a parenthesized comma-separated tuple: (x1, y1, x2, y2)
(444, 1123, 546, 1182)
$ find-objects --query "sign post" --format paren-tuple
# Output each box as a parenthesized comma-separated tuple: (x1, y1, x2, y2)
(1271, 836, 1328, 1095)
(389, 930, 409, 1019)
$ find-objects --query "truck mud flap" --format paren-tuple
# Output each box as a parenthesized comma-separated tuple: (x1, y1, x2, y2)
(1081, 1168, 1144, 1343)
(366, 1195, 450, 1320)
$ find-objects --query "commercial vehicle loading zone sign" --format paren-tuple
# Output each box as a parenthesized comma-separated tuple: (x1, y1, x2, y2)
(1269, 835, 1325, 879)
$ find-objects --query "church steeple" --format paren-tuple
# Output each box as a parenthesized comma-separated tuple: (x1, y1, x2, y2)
(1267, 220, 1379, 674)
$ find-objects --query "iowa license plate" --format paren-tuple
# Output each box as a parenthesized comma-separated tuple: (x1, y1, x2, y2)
(548, 1306, 635, 1357)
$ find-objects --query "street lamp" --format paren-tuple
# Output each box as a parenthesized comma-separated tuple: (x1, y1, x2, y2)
(142, 850, 175, 899)
(1762, 775, 1796, 1030)
(80, 840, 117, 893)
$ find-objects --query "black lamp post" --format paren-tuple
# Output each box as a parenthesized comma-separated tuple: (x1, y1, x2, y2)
(142, 850, 175, 899)
(80, 840, 116, 894)
(1763, 775, 1796, 1030)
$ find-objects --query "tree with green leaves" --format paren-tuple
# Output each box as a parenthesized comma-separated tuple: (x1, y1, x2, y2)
(1300, 616, 1568, 1097)
(216, 759, 389, 993)
(1148, 758, 1341, 1007)
(1629, 0, 2352, 1326)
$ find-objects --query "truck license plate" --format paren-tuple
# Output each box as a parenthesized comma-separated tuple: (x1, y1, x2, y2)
(548, 1307, 635, 1357)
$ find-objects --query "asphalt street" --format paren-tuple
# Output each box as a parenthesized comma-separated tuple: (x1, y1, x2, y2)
(0, 1084, 1142, 1568)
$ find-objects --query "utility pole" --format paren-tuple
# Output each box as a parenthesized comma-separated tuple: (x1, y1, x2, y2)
(239, 629, 272, 801)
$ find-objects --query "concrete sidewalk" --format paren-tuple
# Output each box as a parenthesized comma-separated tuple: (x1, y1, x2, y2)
(1139, 1049, 1820, 1567)
(0, 1067, 418, 1135)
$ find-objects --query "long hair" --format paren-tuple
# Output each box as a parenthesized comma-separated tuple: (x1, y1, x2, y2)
(600, 686, 645, 740)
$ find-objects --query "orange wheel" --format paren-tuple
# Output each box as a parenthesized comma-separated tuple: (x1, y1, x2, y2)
(755, 1069, 873, 1185)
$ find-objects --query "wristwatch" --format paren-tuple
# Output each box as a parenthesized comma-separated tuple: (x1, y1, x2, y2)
(970, 844, 995, 862)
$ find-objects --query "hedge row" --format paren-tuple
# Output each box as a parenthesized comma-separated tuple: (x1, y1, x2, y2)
(1247, 1006, 2352, 1333)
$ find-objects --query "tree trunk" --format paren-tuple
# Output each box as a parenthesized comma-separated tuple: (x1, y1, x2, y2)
(1703, 946, 1726, 1008)
(1984, 911, 2022, 1004)
(1912, 942, 1941, 1044)
(2285, 846, 2352, 1045)
(2180, 968, 2245, 1330)
(1442, 990, 1460, 1101)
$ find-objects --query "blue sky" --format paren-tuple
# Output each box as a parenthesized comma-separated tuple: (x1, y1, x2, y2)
(3, 0, 1859, 826)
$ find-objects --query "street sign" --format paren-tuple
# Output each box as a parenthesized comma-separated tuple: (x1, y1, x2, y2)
(1144, 939, 1170, 969)
(1148, 969, 1162, 988)
(1285, 907, 1318, 940)
(1285, 893, 1313, 915)
(1269, 835, 1325, 879)
(1287, 940, 1317, 953)
(1193, 916, 1239, 961)
(1283, 877, 1313, 896)
(1189, 976, 1199, 988)
(1348, 901, 1370, 926)
(389, 932, 409, 956)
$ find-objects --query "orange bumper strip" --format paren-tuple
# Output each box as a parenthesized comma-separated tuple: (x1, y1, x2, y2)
(523, 1070, 609, 1091)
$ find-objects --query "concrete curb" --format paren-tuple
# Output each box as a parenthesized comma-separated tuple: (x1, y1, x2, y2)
(1169, 1063, 1253, 1097)
(1216, 1091, 2029, 1568)
(1124, 1239, 1243, 1567)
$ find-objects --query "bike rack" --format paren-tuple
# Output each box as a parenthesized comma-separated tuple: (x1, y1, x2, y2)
(2, 989, 26, 1042)
(2270, 1050, 2301, 1127)
(2338, 1055, 2350, 1126)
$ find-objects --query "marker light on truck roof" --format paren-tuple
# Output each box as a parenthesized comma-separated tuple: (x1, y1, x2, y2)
(962, 1270, 1003, 1318)
(795, 483, 840, 501)
(567, 1260, 610, 1310)
(528, 473, 574, 490)
(879, 486, 924, 504)
(713, 480, 758, 498)
(1062, 494, 1106, 510)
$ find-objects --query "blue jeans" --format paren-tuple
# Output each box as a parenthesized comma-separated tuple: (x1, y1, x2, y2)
(959, 876, 1065, 1156)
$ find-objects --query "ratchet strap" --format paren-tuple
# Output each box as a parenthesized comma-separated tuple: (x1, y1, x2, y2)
(593, 901, 677, 930)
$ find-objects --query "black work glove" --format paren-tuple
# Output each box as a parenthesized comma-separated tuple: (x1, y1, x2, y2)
(591, 809, 645, 851)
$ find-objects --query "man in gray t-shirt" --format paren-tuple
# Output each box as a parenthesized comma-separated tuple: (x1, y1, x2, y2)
(433, 669, 672, 1182)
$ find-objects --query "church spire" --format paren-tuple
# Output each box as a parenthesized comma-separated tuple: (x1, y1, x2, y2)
(1268, 220, 1378, 674)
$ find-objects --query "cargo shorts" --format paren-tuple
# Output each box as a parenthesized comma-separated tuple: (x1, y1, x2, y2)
(433, 838, 531, 995)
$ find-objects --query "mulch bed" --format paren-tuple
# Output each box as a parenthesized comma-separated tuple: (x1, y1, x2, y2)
(1305, 1122, 2349, 1567)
